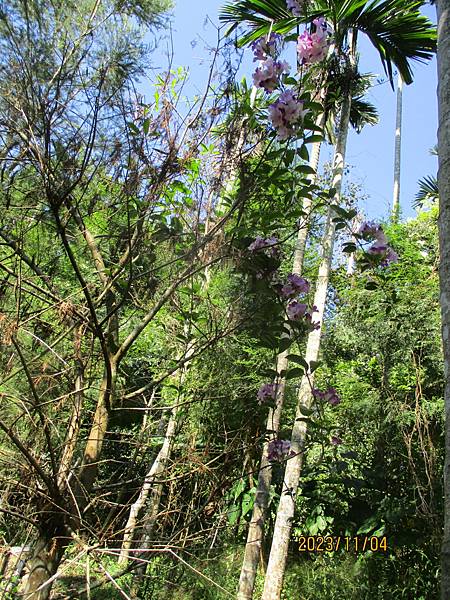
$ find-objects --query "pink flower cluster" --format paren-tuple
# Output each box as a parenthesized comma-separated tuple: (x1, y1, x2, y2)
(287, 300, 308, 320)
(267, 439, 292, 461)
(359, 221, 399, 266)
(286, 301, 320, 330)
(312, 387, 341, 406)
(251, 33, 283, 61)
(281, 273, 310, 298)
(248, 235, 280, 257)
(253, 57, 290, 93)
(269, 90, 308, 140)
(297, 17, 330, 66)
(286, 0, 304, 17)
(257, 382, 279, 404)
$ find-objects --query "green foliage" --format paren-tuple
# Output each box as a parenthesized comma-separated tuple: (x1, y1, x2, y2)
(0, 0, 443, 596)
(288, 208, 443, 597)
(220, 0, 436, 85)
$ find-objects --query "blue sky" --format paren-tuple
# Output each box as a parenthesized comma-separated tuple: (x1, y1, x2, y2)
(145, 1, 438, 221)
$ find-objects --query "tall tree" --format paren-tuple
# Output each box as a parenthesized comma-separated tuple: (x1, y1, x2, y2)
(221, 1, 436, 598)
(392, 73, 403, 222)
(0, 2, 267, 598)
(437, 0, 450, 597)
(236, 81, 377, 600)
(261, 51, 354, 598)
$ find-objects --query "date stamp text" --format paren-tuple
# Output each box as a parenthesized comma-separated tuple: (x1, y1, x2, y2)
(297, 535, 388, 553)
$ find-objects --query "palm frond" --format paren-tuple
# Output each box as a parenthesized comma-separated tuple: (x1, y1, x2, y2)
(347, 0, 437, 85)
(219, 0, 436, 84)
(220, 0, 296, 44)
(349, 97, 379, 132)
(414, 175, 438, 208)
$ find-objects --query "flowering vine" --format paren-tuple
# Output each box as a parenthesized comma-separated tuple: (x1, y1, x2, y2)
(245, 25, 392, 465)
(248, 235, 280, 257)
(312, 386, 341, 406)
(359, 221, 399, 266)
(257, 382, 279, 404)
(267, 439, 292, 461)
(253, 58, 290, 93)
(297, 17, 331, 66)
(281, 273, 310, 298)
(268, 90, 309, 140)
(251, 33, 284, 61)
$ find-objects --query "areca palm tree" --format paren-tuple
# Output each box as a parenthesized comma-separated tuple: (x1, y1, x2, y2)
(236, 69, 378, 600)
(220, 2, 436, 599)
(392, 73, 403, 222)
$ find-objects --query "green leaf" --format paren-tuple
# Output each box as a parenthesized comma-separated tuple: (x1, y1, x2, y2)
(233, 479, 246, 501)
(262, 368, 279, 379)
(287, 355, 309, 369)
(127, 121, 140, 135)
(227, 505, 241, 525)
(304, 134, 323, 144)
(309, 360, 321, 373)
(316, 515, 327, 532)
(279, 337, 293, 352)
(299, 405, 314, 416)
(295, 164, 316, 175)
(297, 145, 309, 161)
(241, 492, 254, 517)
(285, 367, 305, 380)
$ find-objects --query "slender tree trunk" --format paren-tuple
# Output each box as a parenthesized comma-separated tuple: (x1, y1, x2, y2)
(260, 83, 352, 600)
(437, 0, 450, 597)
(19, 522, 67, 600)
(120, 325, 196, 581)
(118, 404, 179, 564)
(293, 115, 326, 274)
(236, 351, 288, 600)
(75, 361, 117, 510)
(57, 335, 84, 489)
(392, 73, 403, 223)
(237, 118, 324, 600)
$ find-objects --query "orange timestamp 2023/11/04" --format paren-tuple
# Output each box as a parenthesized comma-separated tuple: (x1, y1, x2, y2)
(297, 535, 388, 553)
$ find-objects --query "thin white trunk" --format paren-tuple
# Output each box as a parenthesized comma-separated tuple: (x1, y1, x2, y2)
(118, 404, 179, 564)
(261, 81, 352, 600)
(118, 332, 195, 565)
(237, 114, 324, 600)
(437, 0, 450, 597)
(392, 73, 403, 223)
(57, 368, 83, 489)
(293, 113, 326, 274)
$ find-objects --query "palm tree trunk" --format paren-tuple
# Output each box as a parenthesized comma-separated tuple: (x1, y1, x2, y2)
(237, 118, 324, 600)
(260, 82, 352, 600)
(392, 73, 403, 223)
(293, 114, 326, 273)
(437, 0, 450, 597)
